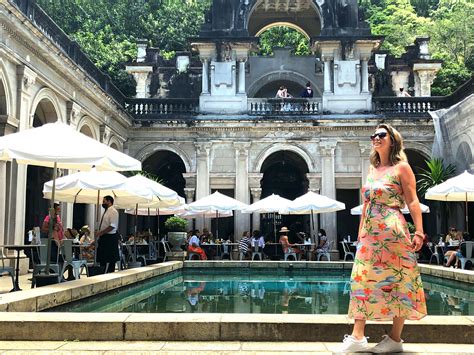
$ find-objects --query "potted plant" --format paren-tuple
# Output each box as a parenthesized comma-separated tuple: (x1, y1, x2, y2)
(165, 216, 188, 251)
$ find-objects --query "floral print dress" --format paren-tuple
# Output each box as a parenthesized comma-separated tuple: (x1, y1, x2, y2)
(348, 165, 427, 321)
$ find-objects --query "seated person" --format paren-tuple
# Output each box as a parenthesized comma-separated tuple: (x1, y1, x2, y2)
(445, 232, 471, 268)
(276, 86, 291, 98)
(78, 225, 95, 261)
(445, 227, 457, 245)
(444, 231, 464, 267)
(238, 231, 252, 259)
(187, 230, 207, 260)
(312, 229, 329, 258)
(279, 227, 302, 257)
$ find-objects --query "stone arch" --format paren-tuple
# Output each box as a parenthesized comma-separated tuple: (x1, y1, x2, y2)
(30, 87, 63, 127)
(455, 138, 473, 172)
(254, 143, 315, 173)
(248, 70, 322, 98)
(0, 59, 13, 117)
(135, 143, 192, 173)
(404, 141, 431, 161)
(246, 0, 322, 38)
(255, 22, 310, 40)
(108, 136, 122, 151)
(77, 116, 99, 140)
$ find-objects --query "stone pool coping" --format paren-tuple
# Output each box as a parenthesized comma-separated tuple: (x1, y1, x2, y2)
(0, 261, 472, 343)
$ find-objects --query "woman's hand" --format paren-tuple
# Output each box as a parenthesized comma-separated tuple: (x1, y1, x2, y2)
(412, 234, 423, 252)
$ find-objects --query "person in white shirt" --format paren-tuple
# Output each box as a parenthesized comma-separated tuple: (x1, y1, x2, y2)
(95, 195, 119, 273)
(251, 230, 265, 249)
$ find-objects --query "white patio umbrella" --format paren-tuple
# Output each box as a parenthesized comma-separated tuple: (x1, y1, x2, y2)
(125, 175, 185, 238)
(178, 209, 233, 219)
(241, 194, 291, 241)
(0, 122, 141, 277)
(425, 170, 474, 231)
(43, 170, 152, 208)
(281, 191, 346, 242)
(186, 191, 248, 239)
(350, 203, 430, 215)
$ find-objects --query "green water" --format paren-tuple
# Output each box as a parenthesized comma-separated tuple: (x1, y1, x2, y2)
(49, 268, 474, 315)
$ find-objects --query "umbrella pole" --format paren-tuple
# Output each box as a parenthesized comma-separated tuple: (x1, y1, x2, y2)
(96, 190, 100, 228)
(45, 161, 57, 276)
(157, 208, 160, 239)
(466, 193, 469, 232)
(273, 213, 276, 243)
(216, 210, 219, 240)
(147, 207, 151, 234)
(134, 203, 138, 264)
(310, 210, 314, 243)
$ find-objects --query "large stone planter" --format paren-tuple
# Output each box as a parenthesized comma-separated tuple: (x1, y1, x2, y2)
(167, 232, 187, 251)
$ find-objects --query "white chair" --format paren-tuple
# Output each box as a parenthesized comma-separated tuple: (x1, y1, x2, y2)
(317, 241, 334, 261)
(284, 249, 298, 261)
(161, 241, 171, 262)
(188, 252, 200, 260)
(60, 239, 88, 280)
(428, 243, 440, 265)
(459, 241, 474, 270)
(221, 243, 232, 260)
(0, 247, 14, 290)
(32, 244, 60, 288)
(341, 241, 355, 261)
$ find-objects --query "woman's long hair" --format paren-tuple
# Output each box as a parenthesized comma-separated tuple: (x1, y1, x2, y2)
(369, 124, 407, 167)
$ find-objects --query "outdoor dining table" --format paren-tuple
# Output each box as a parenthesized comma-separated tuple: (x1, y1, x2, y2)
(1, 244, 39, 292)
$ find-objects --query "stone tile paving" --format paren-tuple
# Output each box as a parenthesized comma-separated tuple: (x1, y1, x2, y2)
(0, 341, 472, 354)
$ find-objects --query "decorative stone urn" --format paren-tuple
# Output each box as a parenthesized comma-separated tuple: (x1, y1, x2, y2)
(167, 231, 187, 251)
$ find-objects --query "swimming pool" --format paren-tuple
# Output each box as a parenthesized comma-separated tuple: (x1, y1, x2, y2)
(50, 268, 474, 315)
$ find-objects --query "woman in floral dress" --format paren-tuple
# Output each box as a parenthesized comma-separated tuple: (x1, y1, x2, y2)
(341, 124, 427, 353)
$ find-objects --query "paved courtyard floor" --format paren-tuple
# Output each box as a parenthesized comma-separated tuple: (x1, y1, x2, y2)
(0, 340, 472, 354)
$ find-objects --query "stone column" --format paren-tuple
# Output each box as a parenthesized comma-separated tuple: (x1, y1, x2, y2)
(323, 56, 333, 94)
(319, 141, 337, 253)
(125, 66, 153, 98)
(195, 142, 212, 230)
(359, 142, 372, 191)
(250, 187, 262, 232)
(306, 173, 321, 242)
(14, 66, 36, 247)
(361, 58, 369, 93)
(234, 142, 251, 240)
(66, 101, 82, 127)
(0, 161, 6, 244)
(184, 188, 195, 204)
(86, 204, 96, 232)
(237, 59, 246, 95)
(390, 70, 410, 96)
(413, 64, 441, 97)
(201, 58, 210, 95)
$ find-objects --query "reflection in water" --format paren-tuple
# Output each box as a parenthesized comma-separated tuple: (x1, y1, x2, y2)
(49, 271, 473, 315)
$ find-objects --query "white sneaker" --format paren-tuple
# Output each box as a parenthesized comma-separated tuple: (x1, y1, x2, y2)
(371, 334, 404, 353)
(339, 334, 370, 353)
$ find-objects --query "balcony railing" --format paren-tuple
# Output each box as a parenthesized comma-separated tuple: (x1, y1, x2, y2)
(372, 97, 445, 117)
(248, 98, 321, 115)
(124, 98, 199, 123)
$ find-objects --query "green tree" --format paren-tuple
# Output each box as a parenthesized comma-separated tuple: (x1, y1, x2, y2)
(417, 158, 456, 234)
(410, 0, 439, 17)
(256, 26, 311, 56)
(37, 0, 210, 95)
(360, 0, 431, 56)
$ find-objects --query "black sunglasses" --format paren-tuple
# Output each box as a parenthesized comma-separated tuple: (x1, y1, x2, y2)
(370, 132, 388, 141)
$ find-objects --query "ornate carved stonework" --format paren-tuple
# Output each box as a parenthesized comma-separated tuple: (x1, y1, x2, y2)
(195, 142, 213, 158)
(250, 187, 262, 200)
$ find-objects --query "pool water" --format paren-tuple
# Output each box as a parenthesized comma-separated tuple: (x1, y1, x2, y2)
(50, 268, 474, 315)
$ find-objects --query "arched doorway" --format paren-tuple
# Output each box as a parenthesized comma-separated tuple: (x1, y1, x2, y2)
(247, 0, 322, 38)
(260, 150, 309, 242)
(25, 99, 58, 232)
(139, 150, 187, 236)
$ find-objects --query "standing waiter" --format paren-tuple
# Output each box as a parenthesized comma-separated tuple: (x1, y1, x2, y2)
(95, 195, 119, 273)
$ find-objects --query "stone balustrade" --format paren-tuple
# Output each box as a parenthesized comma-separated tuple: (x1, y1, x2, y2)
(248, 98, 321, 115)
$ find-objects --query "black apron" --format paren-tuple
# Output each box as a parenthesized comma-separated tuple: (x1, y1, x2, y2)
(96, 233, 119, 263)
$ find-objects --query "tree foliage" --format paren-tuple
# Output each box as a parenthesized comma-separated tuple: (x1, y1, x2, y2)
(257, 27, 310, 56)
(37, 0, 471, 96)
(37, 0, 210, 96)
